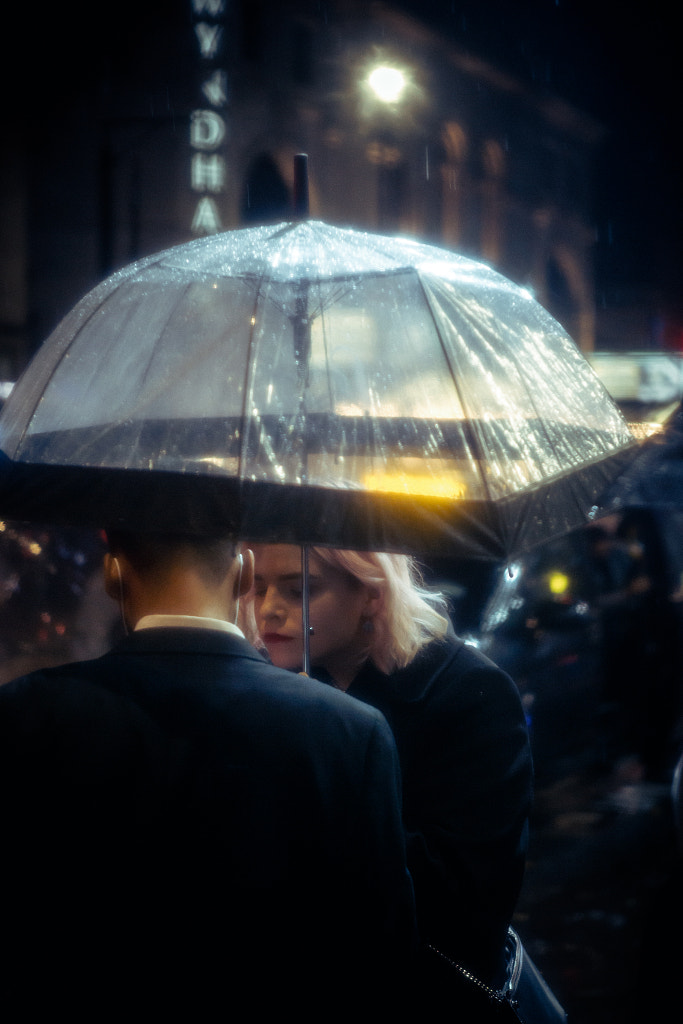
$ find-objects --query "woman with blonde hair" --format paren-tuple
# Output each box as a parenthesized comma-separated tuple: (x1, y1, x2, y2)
(250, 542, 533, 1011)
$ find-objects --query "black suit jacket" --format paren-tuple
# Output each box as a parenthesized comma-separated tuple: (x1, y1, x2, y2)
(0, 628, 415, 1015)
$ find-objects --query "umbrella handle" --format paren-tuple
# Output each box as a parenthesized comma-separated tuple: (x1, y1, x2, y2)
(293, 154, 309, 218)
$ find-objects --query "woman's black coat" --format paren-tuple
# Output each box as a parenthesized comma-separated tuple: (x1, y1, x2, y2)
(335, 629, 533, 990)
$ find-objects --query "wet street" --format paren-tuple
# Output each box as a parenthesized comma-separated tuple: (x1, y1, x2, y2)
(515, 760, 681, 1022)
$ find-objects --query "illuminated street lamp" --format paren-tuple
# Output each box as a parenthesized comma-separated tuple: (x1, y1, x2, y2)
(358, 56, 427, 129)
(367, 65, 407, 104)
(358, 58, 420, 229)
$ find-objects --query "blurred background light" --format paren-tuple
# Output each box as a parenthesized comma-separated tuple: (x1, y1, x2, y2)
(367, 65, 407, 103)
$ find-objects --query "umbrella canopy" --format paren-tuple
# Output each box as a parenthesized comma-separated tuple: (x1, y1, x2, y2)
(0, 220, 636, 560)
(600, 400, 683, 513)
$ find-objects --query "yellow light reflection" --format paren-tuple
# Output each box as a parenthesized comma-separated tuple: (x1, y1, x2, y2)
(547, 571, 570, 596)
(197, 456, 240, 473)
(628, 421, 663, 440)
(362, 469, 468, 499)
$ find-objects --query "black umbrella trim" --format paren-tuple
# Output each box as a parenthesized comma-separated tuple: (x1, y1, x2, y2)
(0, 446, 635, 563)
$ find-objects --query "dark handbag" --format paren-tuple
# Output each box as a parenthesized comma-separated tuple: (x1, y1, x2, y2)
(427, 927, 567, 1024)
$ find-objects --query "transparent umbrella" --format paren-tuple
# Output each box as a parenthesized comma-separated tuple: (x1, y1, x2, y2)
(0, 219, 636, 561)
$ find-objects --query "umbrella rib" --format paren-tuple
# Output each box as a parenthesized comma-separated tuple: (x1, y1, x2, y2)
(497, 341, 572, 484)
(316, 280, 336, 411)
(237, 276, 268, 483)
(414, 273, 497, 509)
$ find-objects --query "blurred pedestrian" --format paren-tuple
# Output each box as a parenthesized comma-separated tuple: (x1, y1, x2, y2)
(585, 513, 680, 777)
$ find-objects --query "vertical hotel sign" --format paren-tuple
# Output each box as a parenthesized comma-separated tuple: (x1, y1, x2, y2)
(189, 0, 229, 235)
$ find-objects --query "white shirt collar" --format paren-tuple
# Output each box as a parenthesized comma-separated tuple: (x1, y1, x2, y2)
(134, 614, 245, 638)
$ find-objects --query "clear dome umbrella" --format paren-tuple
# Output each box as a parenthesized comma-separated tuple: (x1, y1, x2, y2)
(0, 219, 636, 563)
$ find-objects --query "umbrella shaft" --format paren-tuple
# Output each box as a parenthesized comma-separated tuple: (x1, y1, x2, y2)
(301, 544, 311, 675)
(293, 153, 309, 217)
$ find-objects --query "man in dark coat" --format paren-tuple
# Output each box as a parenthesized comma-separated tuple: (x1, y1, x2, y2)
(0, 532, 415, 1017)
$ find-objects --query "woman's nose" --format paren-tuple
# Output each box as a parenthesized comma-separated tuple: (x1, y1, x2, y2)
(259, 586, 282, 620)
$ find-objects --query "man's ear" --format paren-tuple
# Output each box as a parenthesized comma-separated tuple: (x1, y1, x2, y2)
(103, 552, 128, 600)
(103, 552, 119, 600)
(237, 548, 255, 597)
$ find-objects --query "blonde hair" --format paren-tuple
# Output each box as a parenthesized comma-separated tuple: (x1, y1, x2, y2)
(312, 547, 448, 674)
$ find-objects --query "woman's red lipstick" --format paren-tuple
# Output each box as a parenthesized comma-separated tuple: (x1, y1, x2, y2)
(263, 633, 295, 644)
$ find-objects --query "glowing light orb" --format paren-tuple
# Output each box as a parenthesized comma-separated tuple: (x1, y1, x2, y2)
(368, 66, 406, 103)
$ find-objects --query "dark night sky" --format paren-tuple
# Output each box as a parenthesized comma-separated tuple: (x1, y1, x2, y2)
(5, 1, 682, 317)
(401, 0, 682, 310)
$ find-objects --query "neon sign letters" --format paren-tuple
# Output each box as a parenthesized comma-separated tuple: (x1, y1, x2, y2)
(189, 0, 229, 234)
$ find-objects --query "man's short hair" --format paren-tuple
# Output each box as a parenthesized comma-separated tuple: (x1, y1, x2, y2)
(106, 530, 238, 588)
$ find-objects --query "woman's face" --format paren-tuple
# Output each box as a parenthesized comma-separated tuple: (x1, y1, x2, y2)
(252, 545, 377, 689)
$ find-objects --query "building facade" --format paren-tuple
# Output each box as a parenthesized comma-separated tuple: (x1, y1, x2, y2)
(1, 0, 603, 378)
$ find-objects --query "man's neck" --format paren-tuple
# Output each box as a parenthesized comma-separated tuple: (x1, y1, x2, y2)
(134, 613, 244, 637)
